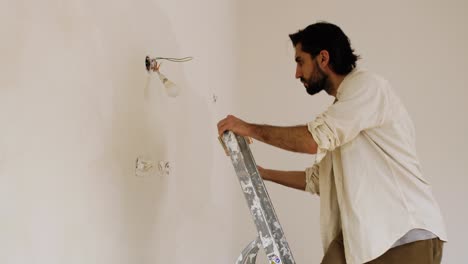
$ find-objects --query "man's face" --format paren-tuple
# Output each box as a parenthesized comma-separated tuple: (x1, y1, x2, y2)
(294, 43, 328, 95)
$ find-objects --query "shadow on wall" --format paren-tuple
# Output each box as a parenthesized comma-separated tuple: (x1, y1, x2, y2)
(80, 1, 216, 263)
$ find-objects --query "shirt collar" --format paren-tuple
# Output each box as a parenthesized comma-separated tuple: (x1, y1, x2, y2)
(336, 68, 361, 100)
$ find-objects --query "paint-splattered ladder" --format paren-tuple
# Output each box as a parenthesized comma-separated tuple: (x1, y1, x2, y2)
(219, 131, 296, 264)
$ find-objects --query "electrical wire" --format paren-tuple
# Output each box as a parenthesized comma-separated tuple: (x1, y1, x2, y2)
(155, 56, 194, 63)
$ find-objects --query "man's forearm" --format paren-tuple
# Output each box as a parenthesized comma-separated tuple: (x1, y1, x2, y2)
(250, 124, 317, 154)
(260, 168, 307, 191)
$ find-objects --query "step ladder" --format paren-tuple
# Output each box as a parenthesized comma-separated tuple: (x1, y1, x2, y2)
(219, 131, 296, 264)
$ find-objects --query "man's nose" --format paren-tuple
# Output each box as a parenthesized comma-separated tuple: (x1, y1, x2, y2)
(295, 66, 302, 79)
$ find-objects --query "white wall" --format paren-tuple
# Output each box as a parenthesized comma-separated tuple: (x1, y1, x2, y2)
(236, 0, 468, 263)
(0, 0, 244, 263)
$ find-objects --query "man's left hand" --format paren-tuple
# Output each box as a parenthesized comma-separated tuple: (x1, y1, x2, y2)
(217, 115, 253, 137)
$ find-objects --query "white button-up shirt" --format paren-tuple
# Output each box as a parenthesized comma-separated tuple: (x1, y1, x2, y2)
(304, 69, 448, 264)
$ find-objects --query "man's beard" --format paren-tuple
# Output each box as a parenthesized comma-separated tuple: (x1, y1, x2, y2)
(302, 61, 329, 96)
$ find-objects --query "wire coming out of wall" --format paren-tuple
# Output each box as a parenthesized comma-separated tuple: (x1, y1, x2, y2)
(145, 56, 193, 97)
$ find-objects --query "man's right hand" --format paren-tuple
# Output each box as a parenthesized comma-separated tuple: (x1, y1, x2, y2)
(257, 165, 269, 181)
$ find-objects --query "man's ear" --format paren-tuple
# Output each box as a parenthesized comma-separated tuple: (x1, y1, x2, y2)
(318, 50, 330, 68)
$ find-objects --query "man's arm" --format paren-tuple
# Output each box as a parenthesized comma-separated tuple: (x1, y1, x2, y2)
(251, 124, 317, 154)
(217, 115, 317, 154)
(258, 166, 307, 191)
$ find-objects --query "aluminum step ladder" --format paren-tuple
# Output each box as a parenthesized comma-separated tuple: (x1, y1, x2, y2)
(219, 131, 296, 264)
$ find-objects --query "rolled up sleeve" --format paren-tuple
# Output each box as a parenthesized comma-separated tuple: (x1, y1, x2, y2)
(305, 165, 320, 195)
(307, 73, 389, 164)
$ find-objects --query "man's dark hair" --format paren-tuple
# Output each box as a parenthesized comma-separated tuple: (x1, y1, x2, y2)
(289, 22, 360, 75)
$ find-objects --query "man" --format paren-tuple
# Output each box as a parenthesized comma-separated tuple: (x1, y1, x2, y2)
(217, 22, 447, 264)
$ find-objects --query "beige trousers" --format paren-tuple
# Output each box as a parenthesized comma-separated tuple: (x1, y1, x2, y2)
(321, 232, 444, 264)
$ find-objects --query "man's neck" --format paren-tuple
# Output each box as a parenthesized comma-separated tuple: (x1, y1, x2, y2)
(327, 74, 346, 97)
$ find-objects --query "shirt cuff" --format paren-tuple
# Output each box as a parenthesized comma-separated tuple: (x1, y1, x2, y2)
(307, 116, 340, 164)
(305, 165, 320, 195)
